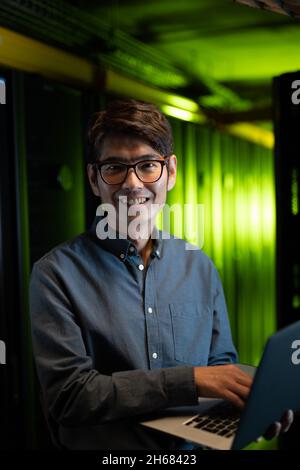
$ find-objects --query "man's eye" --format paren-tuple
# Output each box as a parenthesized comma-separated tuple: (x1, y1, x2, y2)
(140, 162, 159, 170)
(104, 164, 124, 172)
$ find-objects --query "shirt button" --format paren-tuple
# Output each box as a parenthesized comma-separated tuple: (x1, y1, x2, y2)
(129, 246, 135, 253)
(138, 264, 144, 271)
(120, 253, 125, 259)
(148, 307, 153, 314)
(155, 250, 160, 257)
(152, 353, 158, 359)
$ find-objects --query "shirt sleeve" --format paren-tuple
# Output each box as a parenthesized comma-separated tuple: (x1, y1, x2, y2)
(207, 265, 238, 366)
(29, 261, 198, 427)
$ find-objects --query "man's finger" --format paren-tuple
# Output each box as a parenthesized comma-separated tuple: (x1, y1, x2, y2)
(235, 371, 253, 388)
(223, 390, 245, 409)
(281, 410, 294, 433)
(229, 382, 251, 401)
(263, 422, 281, 440)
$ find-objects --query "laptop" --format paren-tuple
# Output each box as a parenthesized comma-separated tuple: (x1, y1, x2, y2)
(141, 320, 300, 450)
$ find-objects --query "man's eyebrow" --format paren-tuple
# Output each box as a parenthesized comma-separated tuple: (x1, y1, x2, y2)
(99, 154, 162, 163)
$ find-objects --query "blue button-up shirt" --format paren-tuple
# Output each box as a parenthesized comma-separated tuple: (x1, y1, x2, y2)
(29, 217, 237, 449)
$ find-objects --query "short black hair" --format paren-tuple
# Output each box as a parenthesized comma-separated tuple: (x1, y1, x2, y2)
(87, 99, 174, 162)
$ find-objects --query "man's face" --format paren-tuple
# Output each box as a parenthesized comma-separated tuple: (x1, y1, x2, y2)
(87, 134, 177, 236)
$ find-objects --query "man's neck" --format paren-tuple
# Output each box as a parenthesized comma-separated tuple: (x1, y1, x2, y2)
(132, 236, 153, 267)
(107, 220, 155, 266)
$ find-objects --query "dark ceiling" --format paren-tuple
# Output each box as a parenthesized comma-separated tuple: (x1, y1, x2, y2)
(1, 0, 300, 124)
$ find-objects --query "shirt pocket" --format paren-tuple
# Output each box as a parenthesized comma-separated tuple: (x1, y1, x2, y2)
(169, 302, 212, 365)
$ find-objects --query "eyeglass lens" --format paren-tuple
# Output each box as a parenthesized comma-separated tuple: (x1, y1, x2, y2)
(100, 160, 164, 184)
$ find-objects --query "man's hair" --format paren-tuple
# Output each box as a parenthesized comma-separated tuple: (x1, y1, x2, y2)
(87, 99, 174, 162)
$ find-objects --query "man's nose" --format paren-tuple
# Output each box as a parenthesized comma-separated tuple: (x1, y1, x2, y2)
(121, 168, 144, 190)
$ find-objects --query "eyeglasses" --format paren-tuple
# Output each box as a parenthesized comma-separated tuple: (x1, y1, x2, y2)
(93, 157, 169, 185)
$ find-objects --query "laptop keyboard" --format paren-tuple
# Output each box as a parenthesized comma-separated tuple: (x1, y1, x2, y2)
(183, 401, 241, 438)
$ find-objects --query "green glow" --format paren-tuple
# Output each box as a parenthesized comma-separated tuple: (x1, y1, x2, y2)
(161, 105, 202, 123)
(158, 119, 276, 367)
(211, 132, 223, 268)
(262, 168, 276, 245)
(166, 96, 199, 113)
(224, 173, 234, 191)
(158, 25, 300, 82)
(244, 437, 278, 450)
(106, 70, 273, 149)
(184, 125, 199, 246)
(293, 295, 300, 310)
(107, 50, 187, 88)
(199, 75, 251, 111)
(250, 191, 260, 232)
(291, 168, 299, 216)
(106, 70, 205, 121)
(224, 123, 274, 149)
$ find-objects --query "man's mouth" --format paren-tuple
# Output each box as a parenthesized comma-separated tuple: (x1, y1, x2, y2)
(118, 196, 150, 206)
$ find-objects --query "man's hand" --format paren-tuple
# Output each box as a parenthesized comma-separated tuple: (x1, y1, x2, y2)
(193, 364, 253, 408)
(193, 365, 294, 442)
(257, 409, 294, 441)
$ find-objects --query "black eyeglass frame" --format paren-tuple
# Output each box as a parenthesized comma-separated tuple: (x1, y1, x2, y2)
(93, 156, 170, 185)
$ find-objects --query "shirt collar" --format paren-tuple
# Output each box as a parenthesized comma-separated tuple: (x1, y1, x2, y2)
(88, 216, 162, 261)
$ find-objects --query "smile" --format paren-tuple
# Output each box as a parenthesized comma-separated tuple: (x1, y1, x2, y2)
(118, 197, 150, 206)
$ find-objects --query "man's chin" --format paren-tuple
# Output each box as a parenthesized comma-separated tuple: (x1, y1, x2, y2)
(118, 220, 150, 230)
(118, 217, 153, 237)
(117, 202, 155, 223)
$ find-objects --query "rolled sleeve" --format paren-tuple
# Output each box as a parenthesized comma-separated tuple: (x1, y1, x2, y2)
(163, 366, 198, 407)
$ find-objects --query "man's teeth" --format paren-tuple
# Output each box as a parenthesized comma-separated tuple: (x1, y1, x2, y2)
(119, 197, 148, 205)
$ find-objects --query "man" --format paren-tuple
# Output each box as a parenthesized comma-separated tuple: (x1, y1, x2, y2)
(30, 99, 292, 450)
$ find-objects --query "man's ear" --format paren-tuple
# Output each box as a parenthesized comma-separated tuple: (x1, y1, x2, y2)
(87, 163, 101, 197)
(167, 154, 177, 191)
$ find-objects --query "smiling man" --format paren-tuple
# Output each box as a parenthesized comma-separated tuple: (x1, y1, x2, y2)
(88, 132, 174, 265)
(29, 99, 292, 450)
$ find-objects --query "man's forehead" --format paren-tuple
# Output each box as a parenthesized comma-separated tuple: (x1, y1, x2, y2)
(99, 135, 159, 161)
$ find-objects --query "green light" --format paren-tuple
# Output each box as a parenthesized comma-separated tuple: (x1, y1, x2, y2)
(166, 96, 199, 113)
(107, 50, 187, 88)
(223, 173, 234, 191)
(158, 118, 276, 367)
(224, 123, 274, 149)
(106, 70, 273, 149)
(210, 132, 223, 268)
(161, 104, 204, 123)
(184, 125, 200, 246)
(199, 76, 251, 112)
(158, 25, 300, 83)
(292, 295, 300, 310)
(262, 170, 276, 245)
(250, 191, 260, 232)
(291, 168, 299, 216)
